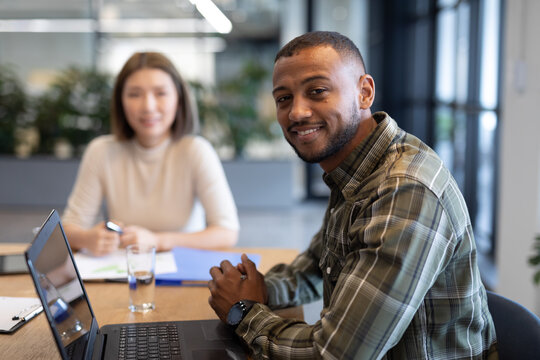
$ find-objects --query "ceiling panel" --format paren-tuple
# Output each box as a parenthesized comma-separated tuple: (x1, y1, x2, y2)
(0, 0, 280, 39)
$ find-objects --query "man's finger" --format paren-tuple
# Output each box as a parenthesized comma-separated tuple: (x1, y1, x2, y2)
(219, 260, 235, 273)
(237, 263, 246, 274)
(208, 279, 215, 292)
(209, 266, 223, 279)
(241, 253, 257, 277)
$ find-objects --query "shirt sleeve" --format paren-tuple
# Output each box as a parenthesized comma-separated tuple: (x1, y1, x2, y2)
(188, 137, 239, 231)
(236, 177, 457, 359)
(62, 138, 107, 228)
(264, 228, 324, 309)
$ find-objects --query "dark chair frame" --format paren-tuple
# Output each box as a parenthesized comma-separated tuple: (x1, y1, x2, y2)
(486, 290, 540, 359)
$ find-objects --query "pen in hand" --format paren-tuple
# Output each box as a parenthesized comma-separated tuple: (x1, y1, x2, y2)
(105, 221, 123, 234)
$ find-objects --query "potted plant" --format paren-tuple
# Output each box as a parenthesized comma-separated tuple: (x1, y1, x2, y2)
(529, 235, 540, 284)
(193, 60, 278, 158)
(33, 66, 112, 158)
(0, 64, 31, 156)
(190, 60, 295, 207)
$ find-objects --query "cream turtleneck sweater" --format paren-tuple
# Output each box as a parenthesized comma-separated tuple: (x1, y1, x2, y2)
(62, 134, 239, 233)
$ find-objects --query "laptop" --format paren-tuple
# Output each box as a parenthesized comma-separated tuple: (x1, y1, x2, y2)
(25, 209, 247, 360)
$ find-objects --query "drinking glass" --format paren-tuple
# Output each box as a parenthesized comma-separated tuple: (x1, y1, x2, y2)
(126, 244, 156, 312)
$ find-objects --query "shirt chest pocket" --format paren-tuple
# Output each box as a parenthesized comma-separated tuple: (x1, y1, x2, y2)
(319, 247, 345, 283)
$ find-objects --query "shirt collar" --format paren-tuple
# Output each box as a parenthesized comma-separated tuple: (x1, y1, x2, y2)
(323, 112, 399, 197)
(130, 135, 173, 162)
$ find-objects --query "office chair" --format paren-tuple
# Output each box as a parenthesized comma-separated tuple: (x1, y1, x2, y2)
(486, 290, 540, 359)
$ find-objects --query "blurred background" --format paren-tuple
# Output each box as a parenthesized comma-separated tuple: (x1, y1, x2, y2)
(1, 0, 539, 317)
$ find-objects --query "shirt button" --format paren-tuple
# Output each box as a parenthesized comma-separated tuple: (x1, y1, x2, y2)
(326, 267, 331, 274)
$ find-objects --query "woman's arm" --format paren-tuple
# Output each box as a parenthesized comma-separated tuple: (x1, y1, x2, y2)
(158, 225, 238, 250)
(62, 137, 112, 255)
(119, 225, 238, 251)
(190, 137, 240, 239)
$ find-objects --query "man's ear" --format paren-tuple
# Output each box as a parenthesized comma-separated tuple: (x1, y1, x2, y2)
(358, 74, 375, 109)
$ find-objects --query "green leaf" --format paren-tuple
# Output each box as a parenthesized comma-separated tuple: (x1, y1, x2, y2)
(529, 255, 540, 265)
(534, 271, 540, 285)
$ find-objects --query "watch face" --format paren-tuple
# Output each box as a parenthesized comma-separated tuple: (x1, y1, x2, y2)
(227, 303, 244, 326)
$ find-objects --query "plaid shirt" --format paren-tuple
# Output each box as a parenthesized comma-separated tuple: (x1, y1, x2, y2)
(236, 112, 498, 359)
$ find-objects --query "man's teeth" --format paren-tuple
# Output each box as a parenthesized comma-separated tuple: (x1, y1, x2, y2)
(298, 128, 318, 136)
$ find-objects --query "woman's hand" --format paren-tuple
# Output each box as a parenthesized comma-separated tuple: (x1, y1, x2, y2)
(85, 221, 121, 256)
(120, 225, 159, 250)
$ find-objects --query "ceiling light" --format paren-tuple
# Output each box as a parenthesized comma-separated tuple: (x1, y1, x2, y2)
(0, 19, 95, 33)
(0, 18, 217, 34)
(99, 19, 215, 34)
(189, 0, 233, 34)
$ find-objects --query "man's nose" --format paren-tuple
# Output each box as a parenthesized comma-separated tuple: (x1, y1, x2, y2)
(289, 97, 312, 122)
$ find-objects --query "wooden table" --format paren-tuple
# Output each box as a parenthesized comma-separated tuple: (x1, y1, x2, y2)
(0, 243, 300, 360)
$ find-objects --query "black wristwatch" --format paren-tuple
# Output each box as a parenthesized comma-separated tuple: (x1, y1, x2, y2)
(226, 300, 257, 328)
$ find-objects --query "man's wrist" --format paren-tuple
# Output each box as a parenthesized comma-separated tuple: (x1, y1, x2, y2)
(226, 300, 257, 329)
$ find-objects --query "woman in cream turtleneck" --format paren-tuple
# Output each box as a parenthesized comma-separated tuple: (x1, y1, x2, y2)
(62, 52, 239, 256)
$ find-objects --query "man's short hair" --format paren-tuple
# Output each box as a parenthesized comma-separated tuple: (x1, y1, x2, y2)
(275, 31, 366, 71)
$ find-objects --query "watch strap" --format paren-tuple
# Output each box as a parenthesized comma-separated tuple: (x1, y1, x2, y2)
(228, 300, 257, 328)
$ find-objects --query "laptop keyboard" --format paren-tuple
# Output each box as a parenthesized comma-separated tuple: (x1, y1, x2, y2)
(118, 324, 182, 360)
(66, 341, 75, 359)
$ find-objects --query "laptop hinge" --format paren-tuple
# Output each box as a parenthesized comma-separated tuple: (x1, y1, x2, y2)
(91, 332, 106, 360)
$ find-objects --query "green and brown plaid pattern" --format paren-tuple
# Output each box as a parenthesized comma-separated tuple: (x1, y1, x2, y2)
(237, 113, 498, 360)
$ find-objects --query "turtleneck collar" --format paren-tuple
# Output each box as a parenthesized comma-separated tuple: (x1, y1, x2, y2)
(130, 136, 173, 162)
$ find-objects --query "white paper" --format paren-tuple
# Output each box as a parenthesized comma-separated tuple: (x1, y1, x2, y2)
(0, 297, 42, 332)
(73, 250, 177, 280)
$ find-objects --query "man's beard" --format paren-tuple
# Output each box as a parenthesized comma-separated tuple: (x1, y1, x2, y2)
(286, 106, 361, 164)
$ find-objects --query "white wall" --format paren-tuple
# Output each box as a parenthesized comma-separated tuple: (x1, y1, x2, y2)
(279, 0, 308, 46)
(313, 0, 368, 61)
(0, 33, 94, 93)
(279, 0, 369, 55)
(97, 37, 222, 86)
(497, 0, 540, 314)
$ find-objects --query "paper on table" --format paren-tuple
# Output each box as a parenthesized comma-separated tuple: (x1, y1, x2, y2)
(0, 297, 42, 333)
(73, 250, 177, 280)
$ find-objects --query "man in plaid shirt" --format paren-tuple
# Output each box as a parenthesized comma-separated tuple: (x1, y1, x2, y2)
(208, 31, 498, 359)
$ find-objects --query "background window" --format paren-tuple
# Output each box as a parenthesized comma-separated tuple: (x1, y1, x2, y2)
(368, 0, 502, 285)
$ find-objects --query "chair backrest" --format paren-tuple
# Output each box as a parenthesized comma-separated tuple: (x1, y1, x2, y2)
(486, 290, 540, 359)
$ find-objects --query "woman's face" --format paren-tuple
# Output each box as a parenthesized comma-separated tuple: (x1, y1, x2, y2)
(122, 68, 179, 148)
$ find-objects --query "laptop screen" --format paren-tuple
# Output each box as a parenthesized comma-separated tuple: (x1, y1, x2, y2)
(27, 211, 94, 353)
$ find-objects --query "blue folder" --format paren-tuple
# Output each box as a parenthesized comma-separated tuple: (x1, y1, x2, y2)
(155, 247, 261, 286)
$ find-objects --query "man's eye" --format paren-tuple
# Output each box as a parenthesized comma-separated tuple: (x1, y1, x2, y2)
(310, 88, 326, 95)
(276, 95, 291, 103)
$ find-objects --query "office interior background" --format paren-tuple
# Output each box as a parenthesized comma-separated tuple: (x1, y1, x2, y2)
(1, 0, 539, 316)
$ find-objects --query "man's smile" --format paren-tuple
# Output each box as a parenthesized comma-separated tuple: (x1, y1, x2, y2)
(297, 128, 319, 136)
(288, 124, 324, 141)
